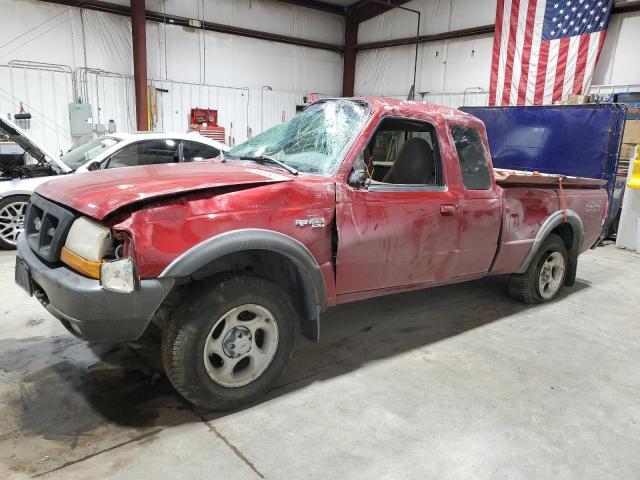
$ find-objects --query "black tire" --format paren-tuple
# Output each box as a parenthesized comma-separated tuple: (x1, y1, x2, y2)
(0, 195, 30, 250)
(508, 233, 568, 304)
(162, 274, 297, 410)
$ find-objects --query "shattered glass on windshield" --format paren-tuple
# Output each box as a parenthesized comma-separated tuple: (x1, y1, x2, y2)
(228, 99, 370, 176)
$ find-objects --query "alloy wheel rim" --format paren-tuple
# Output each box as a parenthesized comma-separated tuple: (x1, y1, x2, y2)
(538, 251, 565, 299)
(0, 201, 28, 246)
(203, 304, 279, 388)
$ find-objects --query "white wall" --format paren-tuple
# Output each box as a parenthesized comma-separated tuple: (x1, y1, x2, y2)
(355, 0, 640, 102)
(593, 10, 640, 86)
(355, 0, 496, 98)
(0, 0, 344, 153)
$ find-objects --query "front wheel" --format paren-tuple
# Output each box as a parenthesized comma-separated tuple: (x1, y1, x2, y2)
(162, 274, 297, 410)
(0, 195, 30, 250)
(509, 233, 568, 304)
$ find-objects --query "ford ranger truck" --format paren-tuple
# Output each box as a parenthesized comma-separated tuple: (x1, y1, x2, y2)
(15, 98, 608, 410)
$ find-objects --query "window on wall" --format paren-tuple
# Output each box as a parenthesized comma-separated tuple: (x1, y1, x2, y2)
(450, 126, 492, 190)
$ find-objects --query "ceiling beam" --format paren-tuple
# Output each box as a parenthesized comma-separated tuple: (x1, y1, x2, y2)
(348, 0, 411, 23)
(612, 0, 640, 14)
(358, 24, 495, 50)
(36, 0, 343, 52)
(273, 0, 346, 16)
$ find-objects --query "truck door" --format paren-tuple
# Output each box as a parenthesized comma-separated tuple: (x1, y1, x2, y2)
(335, 118, 463, 295)
(448, 125, 502, 276)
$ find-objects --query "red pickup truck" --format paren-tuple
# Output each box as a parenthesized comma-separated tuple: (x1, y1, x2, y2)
(15, 98, 608, 409)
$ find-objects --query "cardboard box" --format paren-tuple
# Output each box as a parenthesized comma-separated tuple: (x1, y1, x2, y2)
(566, 94, 590, 104)
(623, 120, 640, 144)
(627, 107, 640, 120)
(620, 143, 638, 159)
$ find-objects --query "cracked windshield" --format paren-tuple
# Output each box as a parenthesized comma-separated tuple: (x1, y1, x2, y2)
(227, 99, 370, 175)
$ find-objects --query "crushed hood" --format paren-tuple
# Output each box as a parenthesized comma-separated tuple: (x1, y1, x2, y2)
(0, 117, 70, 173)
(35, 161, 292, 220)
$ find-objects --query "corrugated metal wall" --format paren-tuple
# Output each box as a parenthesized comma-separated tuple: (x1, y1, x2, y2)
(0, 63, 306, 154)
(0, 64, 74, 155)
(385, 89, 489, 108)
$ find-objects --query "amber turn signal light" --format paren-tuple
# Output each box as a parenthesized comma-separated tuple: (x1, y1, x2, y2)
(60, 246, 102, 279)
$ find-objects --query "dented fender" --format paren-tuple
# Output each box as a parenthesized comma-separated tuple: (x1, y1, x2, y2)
(160, 228, 327, 343)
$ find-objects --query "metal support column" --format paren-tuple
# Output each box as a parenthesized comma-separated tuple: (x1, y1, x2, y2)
(342, 12, 357, 97)
(131, 0, 148, 131)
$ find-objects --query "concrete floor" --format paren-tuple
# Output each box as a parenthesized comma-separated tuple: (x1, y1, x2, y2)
(0, 245, 638, 479)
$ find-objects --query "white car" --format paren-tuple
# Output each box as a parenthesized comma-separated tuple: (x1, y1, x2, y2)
(0, 117, 228, 249)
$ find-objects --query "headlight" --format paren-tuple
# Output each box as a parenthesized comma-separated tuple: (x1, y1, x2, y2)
(64, 217, 112, 261)
(100, 258, 137, 293)
(61, 216, 137, 291)
(61, 217, 112, 279)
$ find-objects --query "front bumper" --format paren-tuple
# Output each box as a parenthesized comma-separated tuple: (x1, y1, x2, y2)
(16, 234, 174, 342)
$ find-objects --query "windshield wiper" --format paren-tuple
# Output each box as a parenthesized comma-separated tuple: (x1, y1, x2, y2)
(239, 155, 298, 175)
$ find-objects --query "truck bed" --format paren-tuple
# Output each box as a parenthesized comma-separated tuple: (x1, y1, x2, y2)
(494, 168, 607, 188)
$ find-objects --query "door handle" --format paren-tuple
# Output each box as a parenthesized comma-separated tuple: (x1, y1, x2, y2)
(440, 204, 458, 216)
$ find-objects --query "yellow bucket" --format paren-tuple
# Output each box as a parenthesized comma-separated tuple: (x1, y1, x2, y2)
(629, 145, 640, 190)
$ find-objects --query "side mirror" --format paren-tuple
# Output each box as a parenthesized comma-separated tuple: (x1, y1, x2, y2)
(348, 153, 367, 188)
(87, 161, 100, 171)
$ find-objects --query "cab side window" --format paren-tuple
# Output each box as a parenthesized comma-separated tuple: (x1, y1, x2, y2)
(182, 141, 220, 162)
(450, 126, 492, 190)
(363, 118, 444, 186)
(105, 139, 180, 169)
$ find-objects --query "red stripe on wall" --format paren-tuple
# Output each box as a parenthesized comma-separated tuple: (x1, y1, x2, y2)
(516, 0, 538, 105)
(572, 34, 590, 95)
(552, 37, 570, 103)
(500, 0, 521, 106)
(489, 0, 506, 106)
(534, 40, 549, 104)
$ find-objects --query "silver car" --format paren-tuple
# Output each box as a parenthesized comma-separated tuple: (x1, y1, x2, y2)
(0, 118, 227, 249)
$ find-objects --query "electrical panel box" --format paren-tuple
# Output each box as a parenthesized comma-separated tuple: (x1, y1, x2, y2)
(68, 103, 93, 136)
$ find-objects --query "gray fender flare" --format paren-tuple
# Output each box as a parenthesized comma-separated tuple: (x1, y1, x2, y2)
(160, 228, 326, 341)
(517, 209, 584, 285)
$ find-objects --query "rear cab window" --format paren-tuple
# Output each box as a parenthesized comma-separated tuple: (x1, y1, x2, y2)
(450, 126, 492, 190)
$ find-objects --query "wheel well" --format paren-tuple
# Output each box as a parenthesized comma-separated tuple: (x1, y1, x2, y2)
(188, 249, 320, 342)
(550, 222, 578, 287)
(551, 222, 574, 251)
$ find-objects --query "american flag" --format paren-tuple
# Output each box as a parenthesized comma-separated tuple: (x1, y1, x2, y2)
(489, 0, 613, 106)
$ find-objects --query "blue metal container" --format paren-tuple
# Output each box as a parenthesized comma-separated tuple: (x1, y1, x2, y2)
(461, 104, 627, 234)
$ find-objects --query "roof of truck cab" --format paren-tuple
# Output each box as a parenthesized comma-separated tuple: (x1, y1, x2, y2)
(354, 96, 473, 119)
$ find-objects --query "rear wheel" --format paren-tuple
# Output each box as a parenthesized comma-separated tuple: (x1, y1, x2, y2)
(161, 274, 297, 410)
(509, 233, 568, 304)
(0, 195, 29, 250)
